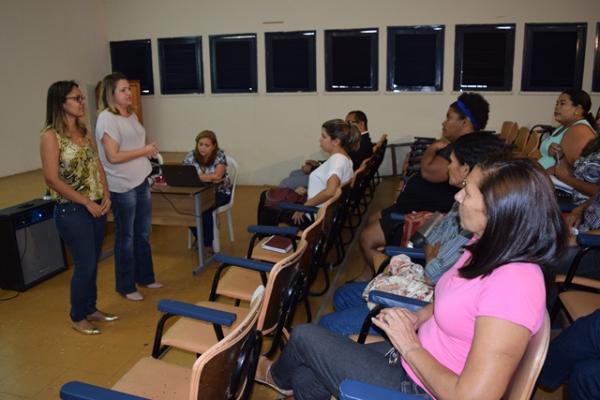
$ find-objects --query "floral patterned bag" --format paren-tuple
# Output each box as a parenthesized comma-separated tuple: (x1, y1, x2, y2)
(362, 254, 433, 309)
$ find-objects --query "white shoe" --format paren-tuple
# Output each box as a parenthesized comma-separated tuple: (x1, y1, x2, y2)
(145, 282, 163, 289)
(125, 291, 144, 301)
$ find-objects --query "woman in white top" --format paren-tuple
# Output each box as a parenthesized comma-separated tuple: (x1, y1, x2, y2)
(95, 72, 162, 302)
(258, 119, 359, 227)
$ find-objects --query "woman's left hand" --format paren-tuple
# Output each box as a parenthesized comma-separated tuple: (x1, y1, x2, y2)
(553, 159, 572, 180)
(100, 195, 111, 216)
(198, 174, 212, 183)
(372, 307, 422, 357)
(292, 211, 305, 224)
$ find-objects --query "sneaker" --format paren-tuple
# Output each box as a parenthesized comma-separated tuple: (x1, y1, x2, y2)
(125, 291, 144, 301)
(145, 282, 163, 289)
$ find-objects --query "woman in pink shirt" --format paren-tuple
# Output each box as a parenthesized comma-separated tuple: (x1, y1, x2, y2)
(255, 156, 567, 400)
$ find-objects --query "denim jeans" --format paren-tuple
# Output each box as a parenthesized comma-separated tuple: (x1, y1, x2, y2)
(539, 309, 600, 400)
(202, 191, 231, 246)
(111, 180, 156, 295)
(53, 201, 106, 322)
(271, 324, 431, 400)
(319, 282, 379, 336)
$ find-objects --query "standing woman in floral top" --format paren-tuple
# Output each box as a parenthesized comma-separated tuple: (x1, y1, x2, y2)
(183, 130, 232, 248)
(40, 80, 117, 335)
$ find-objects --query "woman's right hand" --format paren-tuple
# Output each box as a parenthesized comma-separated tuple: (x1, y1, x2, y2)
(372, 308, 422, 357)
(566, 207, 584, 229)
(548, 143, 563, 158)
(85, 200, 104, 218)
(294, 186, 307, 195)
(144, 143, 159, 158)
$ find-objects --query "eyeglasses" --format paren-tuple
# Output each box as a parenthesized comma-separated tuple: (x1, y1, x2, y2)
(66, 95, 86, 103)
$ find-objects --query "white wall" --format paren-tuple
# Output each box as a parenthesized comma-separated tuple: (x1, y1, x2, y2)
(102, 0, 600, 184)
(1, 0, 599, 183)
(0, 0, 109, 178)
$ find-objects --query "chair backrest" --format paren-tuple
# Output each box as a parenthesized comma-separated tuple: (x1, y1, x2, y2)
(505, 122, 520, 145)
(499, 121, 516, 141)
(522, 131, 542, 157)
(258, 240, 307, 334)
(191, 288, 263, 400)
(223, 155, 239, 207)
(514, 127, 530, 153)
(302, 189, 341, 285)
(503, 311, 551, 400)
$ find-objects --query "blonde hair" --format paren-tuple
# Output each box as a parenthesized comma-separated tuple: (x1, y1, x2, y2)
(97, 72, 133, 115)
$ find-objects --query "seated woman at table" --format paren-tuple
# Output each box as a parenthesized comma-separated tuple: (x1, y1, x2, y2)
(255, 156, 567, 400)
(538, 89, 596, 170)
(257, 119, 359, 227)
(183, 130, 232, 248)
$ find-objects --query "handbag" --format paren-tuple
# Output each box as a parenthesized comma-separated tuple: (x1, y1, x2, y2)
(362, 254, 434, 310)
(264, 187, 307, 211)
(400, 211, 435, 247)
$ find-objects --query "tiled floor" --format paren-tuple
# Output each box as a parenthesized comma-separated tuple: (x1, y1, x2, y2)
(0, 169, 564, 399)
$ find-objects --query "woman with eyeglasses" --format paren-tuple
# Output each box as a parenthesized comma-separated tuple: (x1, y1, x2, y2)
(95, 72, 162, 302)
(256, 156, 566, 400)
(40, 80, 116, 335)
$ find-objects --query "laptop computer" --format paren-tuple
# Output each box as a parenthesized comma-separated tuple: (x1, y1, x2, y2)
(160, 164, 207, 187)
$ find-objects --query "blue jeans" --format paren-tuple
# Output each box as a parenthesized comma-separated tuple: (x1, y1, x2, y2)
(202, 191, 231, 247)
(319, 282, 379, 336)
(53, 201, 106, 322)
(539, 309, 600, 400)
(111, 180, 156, 295)
(271, 324, 431, 400)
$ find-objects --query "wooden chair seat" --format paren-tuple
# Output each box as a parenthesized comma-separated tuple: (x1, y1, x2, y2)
(216, 268, 264, 302)
(348, 334, 384, 344)
(559, 291, 600, 321)
(112, 357, 191, 400)
(161, 301, 251, 354)
(250, 237, 292, 264)
(556, 274, 600, 290)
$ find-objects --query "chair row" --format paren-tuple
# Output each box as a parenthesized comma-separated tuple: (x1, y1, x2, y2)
(59, 134, 391, 399)
(499, 120, 554, 159)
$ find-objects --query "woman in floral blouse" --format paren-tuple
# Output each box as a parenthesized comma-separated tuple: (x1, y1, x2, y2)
(183, 130, 232, 248)
(40, 80, 116, 335)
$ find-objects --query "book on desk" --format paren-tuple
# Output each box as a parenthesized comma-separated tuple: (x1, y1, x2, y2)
(261, 235, 293, 253)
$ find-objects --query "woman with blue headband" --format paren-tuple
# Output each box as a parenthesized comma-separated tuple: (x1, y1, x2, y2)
(355, 92, 490, 281)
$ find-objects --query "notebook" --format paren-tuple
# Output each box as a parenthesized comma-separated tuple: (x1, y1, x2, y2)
(161, 164, 206, 187)
(261, 235, 293, 253)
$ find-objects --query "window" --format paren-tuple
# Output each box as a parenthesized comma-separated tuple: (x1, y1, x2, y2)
(522, 23, 587, 92)
(325, 28, 378, 91)
(454, 24, 515, 91)
(109, 39, 154, 95)
(157, 37, 203, 94)
(387, 25, 444, 92)
(209, 34, 257, 93)
(593, 23, 600, 92)
(265, 31, 316, 92)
